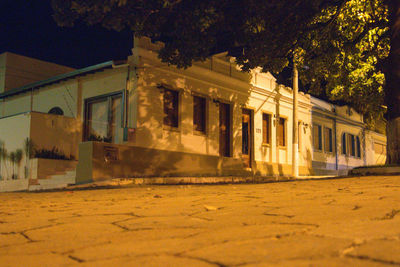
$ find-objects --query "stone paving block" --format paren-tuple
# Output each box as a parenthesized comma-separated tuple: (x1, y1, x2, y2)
(1, 253, 75, 267)
(346, 239, 400, 264)
(182, 235, 353, 266)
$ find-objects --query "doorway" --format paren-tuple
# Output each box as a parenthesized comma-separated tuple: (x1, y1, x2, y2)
(219, 103, 231, 157)
(242, 109, 252, 168)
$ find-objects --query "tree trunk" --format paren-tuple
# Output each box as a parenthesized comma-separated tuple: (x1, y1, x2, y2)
(385, 0, 400, 164)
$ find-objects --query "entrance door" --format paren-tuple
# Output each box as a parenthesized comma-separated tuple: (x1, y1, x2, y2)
(242, 109, 252, 168)
(84, 93, 122, 143)
(219, 103, 231, 157)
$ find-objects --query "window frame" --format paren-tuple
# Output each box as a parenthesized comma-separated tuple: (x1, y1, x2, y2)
(83, 91, 123, 143)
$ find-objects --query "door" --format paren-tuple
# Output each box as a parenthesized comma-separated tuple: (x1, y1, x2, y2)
(242, 109, 252, 168)
(219, 103, 231, 157)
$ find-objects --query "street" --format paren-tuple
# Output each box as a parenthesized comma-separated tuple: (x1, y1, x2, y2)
(1, 176, 400, 266)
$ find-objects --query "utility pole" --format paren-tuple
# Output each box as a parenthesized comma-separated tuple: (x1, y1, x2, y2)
(292, 64, 299, 178)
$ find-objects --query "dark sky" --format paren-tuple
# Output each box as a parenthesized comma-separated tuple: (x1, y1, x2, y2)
(0, 0, 133, 69)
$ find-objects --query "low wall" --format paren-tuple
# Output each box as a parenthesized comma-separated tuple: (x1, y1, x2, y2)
(30, 112, 81, 160)
(0, 178, 29, 192)
(30, 158, 78, 179)
(76, 142, 248, 183)
(76, 142, 311, 184)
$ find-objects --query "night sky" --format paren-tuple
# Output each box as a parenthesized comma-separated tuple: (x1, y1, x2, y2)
(0, 0, 133, 69)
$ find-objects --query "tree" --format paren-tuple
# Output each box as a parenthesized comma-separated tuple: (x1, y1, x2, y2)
(52, 0, 400, 163)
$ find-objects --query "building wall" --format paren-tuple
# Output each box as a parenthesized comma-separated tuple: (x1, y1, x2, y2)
(0, 47, 388, 181)
(121, 39, 313, 176)
(366, 131, 387, 165)
(0, 52, 74, 93)
(32, 80, 78, 118)
(311, 96, 386, 174)
(30, 112, 81, 159)
(1, 94, 31, 117)
(0, 113, 31, 180)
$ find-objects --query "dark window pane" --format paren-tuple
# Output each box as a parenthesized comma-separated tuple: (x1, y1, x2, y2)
(193, 96, 206, 132)
(356, 136, 361, 158)
(242, 120, 249, 154)
(350, 134, 355, 156)
(48, 107, 64, 116)
(262, 114, 270, 144)
(278, 118, 286, 147)
(342, 133, 346, 154)
(163, 89, 179, 127)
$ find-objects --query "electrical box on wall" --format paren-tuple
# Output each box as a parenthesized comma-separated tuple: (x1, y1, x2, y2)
(123, 127, 136, 142)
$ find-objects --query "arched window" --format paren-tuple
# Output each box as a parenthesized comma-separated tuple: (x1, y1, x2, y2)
(48, 107, 64, 116)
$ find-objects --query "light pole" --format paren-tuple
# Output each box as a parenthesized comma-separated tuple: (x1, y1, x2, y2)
(292, 64, 299, 178)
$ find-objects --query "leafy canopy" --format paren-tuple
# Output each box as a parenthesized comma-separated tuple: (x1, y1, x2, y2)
(52, 0, 389, 125)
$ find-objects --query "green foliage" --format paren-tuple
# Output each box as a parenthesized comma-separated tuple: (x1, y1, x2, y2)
(34, 147, 74, 160)
(52, 0, 389, 123)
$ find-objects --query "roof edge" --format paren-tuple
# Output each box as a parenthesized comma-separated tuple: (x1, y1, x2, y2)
(0, 61, 115, 99)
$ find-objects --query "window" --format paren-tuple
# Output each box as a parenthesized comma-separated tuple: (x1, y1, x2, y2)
(163, 89, 179, 128)
(342, 133, 347, 155)
(313, 124, 322, 151)
(48, 107, 64, 116)
(262, 113, 271, 144)
(278, 117, 286, 147)
(348, 134, 356, 157)
(84, 93, 122, 143)
(193, 95, 206, 133)
(324, 127, 333, 153)
(356, 136, 361, 158)
(342, 132, 360, 157)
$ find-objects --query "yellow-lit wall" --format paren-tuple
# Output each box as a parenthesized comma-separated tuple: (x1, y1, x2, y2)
(30, 112, 81, 159)
(32, 81, 78, 117)
(122, 39, 313, 176)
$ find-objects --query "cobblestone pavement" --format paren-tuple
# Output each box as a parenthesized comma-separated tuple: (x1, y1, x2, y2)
(1, 176, 400, 267)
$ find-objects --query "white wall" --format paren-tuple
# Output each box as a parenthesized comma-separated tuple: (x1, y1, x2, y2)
(0, 113, 31, 180)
